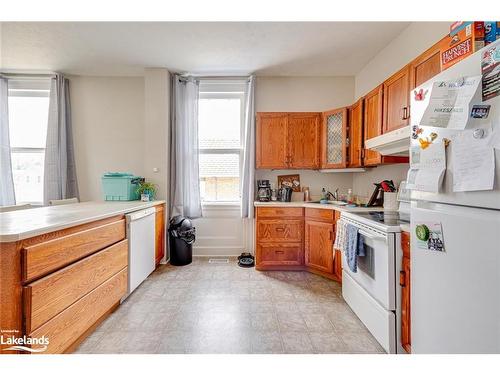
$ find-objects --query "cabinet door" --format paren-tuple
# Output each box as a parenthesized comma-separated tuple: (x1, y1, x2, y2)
(400, 231, 411, 353)
(256, 113, 288, 169)
(410, 40, 442, 89)
(304, 220, 334, 274)
(288, 113, 320, 169)
(321, 107, 348, 169)
(383, 65, 410, 133)
(363, 85, 383, 166)
(155, 205, 165, 266)
(257, 219, 303, 243)
(348, 99, 363, 168)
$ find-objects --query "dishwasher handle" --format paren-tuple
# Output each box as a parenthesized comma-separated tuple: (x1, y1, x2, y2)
(126, 207, 156, 222)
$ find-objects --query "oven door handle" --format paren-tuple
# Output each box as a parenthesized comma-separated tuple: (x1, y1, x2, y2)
(358, 229, 386, 241)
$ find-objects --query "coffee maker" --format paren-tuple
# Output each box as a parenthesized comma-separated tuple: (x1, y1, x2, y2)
(257, 180, 271, 202)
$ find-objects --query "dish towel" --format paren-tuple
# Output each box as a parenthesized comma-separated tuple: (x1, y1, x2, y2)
(333, 219, 348, 251)
(345, 223, 366, 273)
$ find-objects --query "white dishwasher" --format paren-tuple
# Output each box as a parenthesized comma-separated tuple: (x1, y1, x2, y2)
(124, 207, 156, 297)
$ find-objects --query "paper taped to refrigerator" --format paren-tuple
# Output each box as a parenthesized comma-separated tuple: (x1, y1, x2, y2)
(488, 122, 500, 150)
(451, 128, 495, 192)
(420, 75, 481, 129)
(406, 141, 446, 193)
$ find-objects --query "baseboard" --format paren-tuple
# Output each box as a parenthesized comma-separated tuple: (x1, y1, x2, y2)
(193, 246, 246, 257)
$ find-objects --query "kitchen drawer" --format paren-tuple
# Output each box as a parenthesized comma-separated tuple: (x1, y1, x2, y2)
(28, 268, 127, 354)
(257, 219, 303, 242)
(256, 207, 303, 218)
(22, 219, 126, 282)
(23, 239, 128, 333)
(257, 243, 303, 266)
(305, 208, 335, 222)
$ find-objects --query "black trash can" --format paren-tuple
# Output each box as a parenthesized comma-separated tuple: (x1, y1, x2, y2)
(168, 216, 195, 266)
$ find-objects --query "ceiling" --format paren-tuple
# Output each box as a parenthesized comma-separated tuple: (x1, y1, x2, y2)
(1, 22, 410, 76)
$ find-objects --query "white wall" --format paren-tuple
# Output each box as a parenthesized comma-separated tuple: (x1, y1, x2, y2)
(352, 22, 450, 197)
(255, 76, 356, 199)
(144, 68, 170, 201)
(352, 164, 409, 199)
(70, 75, 145, 201)
(354, 22, 450, 99)
(256, 76, 354, 111)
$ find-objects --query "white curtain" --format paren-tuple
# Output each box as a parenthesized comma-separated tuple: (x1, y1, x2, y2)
(240, 76, 256, 218)
(44, 74, 79, 205)
(0, 77, 16, 206)
(169, 75, 202, 219)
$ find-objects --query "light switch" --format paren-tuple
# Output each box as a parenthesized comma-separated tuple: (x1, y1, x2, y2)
(153, 167, 159, 173)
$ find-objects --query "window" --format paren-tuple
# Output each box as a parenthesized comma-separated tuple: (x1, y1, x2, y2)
(198, 81, 245, 203)
(8, 79, 51, 205)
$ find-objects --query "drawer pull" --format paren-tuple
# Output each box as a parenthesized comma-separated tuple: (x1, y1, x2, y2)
(275, 250, 285, 254)
(275, 227, 285, 232)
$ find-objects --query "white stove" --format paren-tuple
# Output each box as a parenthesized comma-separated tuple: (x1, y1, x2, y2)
(339, 188, 410, 354)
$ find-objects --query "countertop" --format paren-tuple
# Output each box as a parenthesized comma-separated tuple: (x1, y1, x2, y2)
(0, 200, 166, 243)
(255, 201, 411, 232)
(254, 201, 385, 213)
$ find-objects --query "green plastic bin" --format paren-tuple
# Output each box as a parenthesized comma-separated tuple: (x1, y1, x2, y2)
(101, 172, 143, 201)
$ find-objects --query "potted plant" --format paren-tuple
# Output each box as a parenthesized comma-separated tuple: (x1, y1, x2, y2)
(136, 181, 158, 202)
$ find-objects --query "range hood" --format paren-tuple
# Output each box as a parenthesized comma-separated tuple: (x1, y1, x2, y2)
(364, 126, 410, 156)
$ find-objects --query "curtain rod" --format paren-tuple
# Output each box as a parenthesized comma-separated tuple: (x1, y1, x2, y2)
(177, 75, 252, 82)
(0, 72, 56, 79)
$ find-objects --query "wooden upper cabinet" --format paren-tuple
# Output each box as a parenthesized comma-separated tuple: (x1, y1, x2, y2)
(287, 113, 320, 169)
(256, 112, 320, 169)
(304, 220, 334, 274)
(363, 85, 383, 166)
(256, 113, 288, 169)
(410, 39, 443, 89)
(348, 99, 363, 168)
(383, 65, 410, 133)
(321, 107, 348, 169)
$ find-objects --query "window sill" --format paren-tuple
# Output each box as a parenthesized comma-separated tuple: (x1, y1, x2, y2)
(202, 202, 241, 210)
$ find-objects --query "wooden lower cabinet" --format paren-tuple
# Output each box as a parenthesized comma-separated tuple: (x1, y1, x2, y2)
(23, 239, 128, 333)
(0, 204, 167, 354)
(29, 269, 127, 354)
(255, 207, 304, 270)
(400, 231, 411, 353)
(255, 206, 343, 281)
(155, 204, 165, 266)
(304, 220, 334, 274)
(256, 243, 303, 267)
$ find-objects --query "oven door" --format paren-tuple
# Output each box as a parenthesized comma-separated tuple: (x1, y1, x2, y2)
(341, 222, 396, 311)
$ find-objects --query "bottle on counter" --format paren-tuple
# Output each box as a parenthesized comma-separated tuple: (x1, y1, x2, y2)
(347, 188, 353, 203)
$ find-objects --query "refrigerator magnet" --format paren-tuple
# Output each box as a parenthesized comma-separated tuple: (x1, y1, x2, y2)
(415, 222, 446, 252)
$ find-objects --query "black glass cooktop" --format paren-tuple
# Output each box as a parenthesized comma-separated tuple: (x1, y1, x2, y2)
(355, 211, 410, 226)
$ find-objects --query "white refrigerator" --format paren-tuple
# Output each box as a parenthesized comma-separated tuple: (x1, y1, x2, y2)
(409, 39, 500, 353)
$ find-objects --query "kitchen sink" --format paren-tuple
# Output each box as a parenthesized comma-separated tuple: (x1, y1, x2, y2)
(309, 200, 348, 206)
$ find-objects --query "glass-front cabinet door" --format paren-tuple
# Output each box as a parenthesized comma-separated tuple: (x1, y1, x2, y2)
(321, 107, 348, 169)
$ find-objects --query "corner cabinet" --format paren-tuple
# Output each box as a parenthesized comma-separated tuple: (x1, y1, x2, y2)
(256, 112, 320, 169)
(320, 107, 348, 169)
